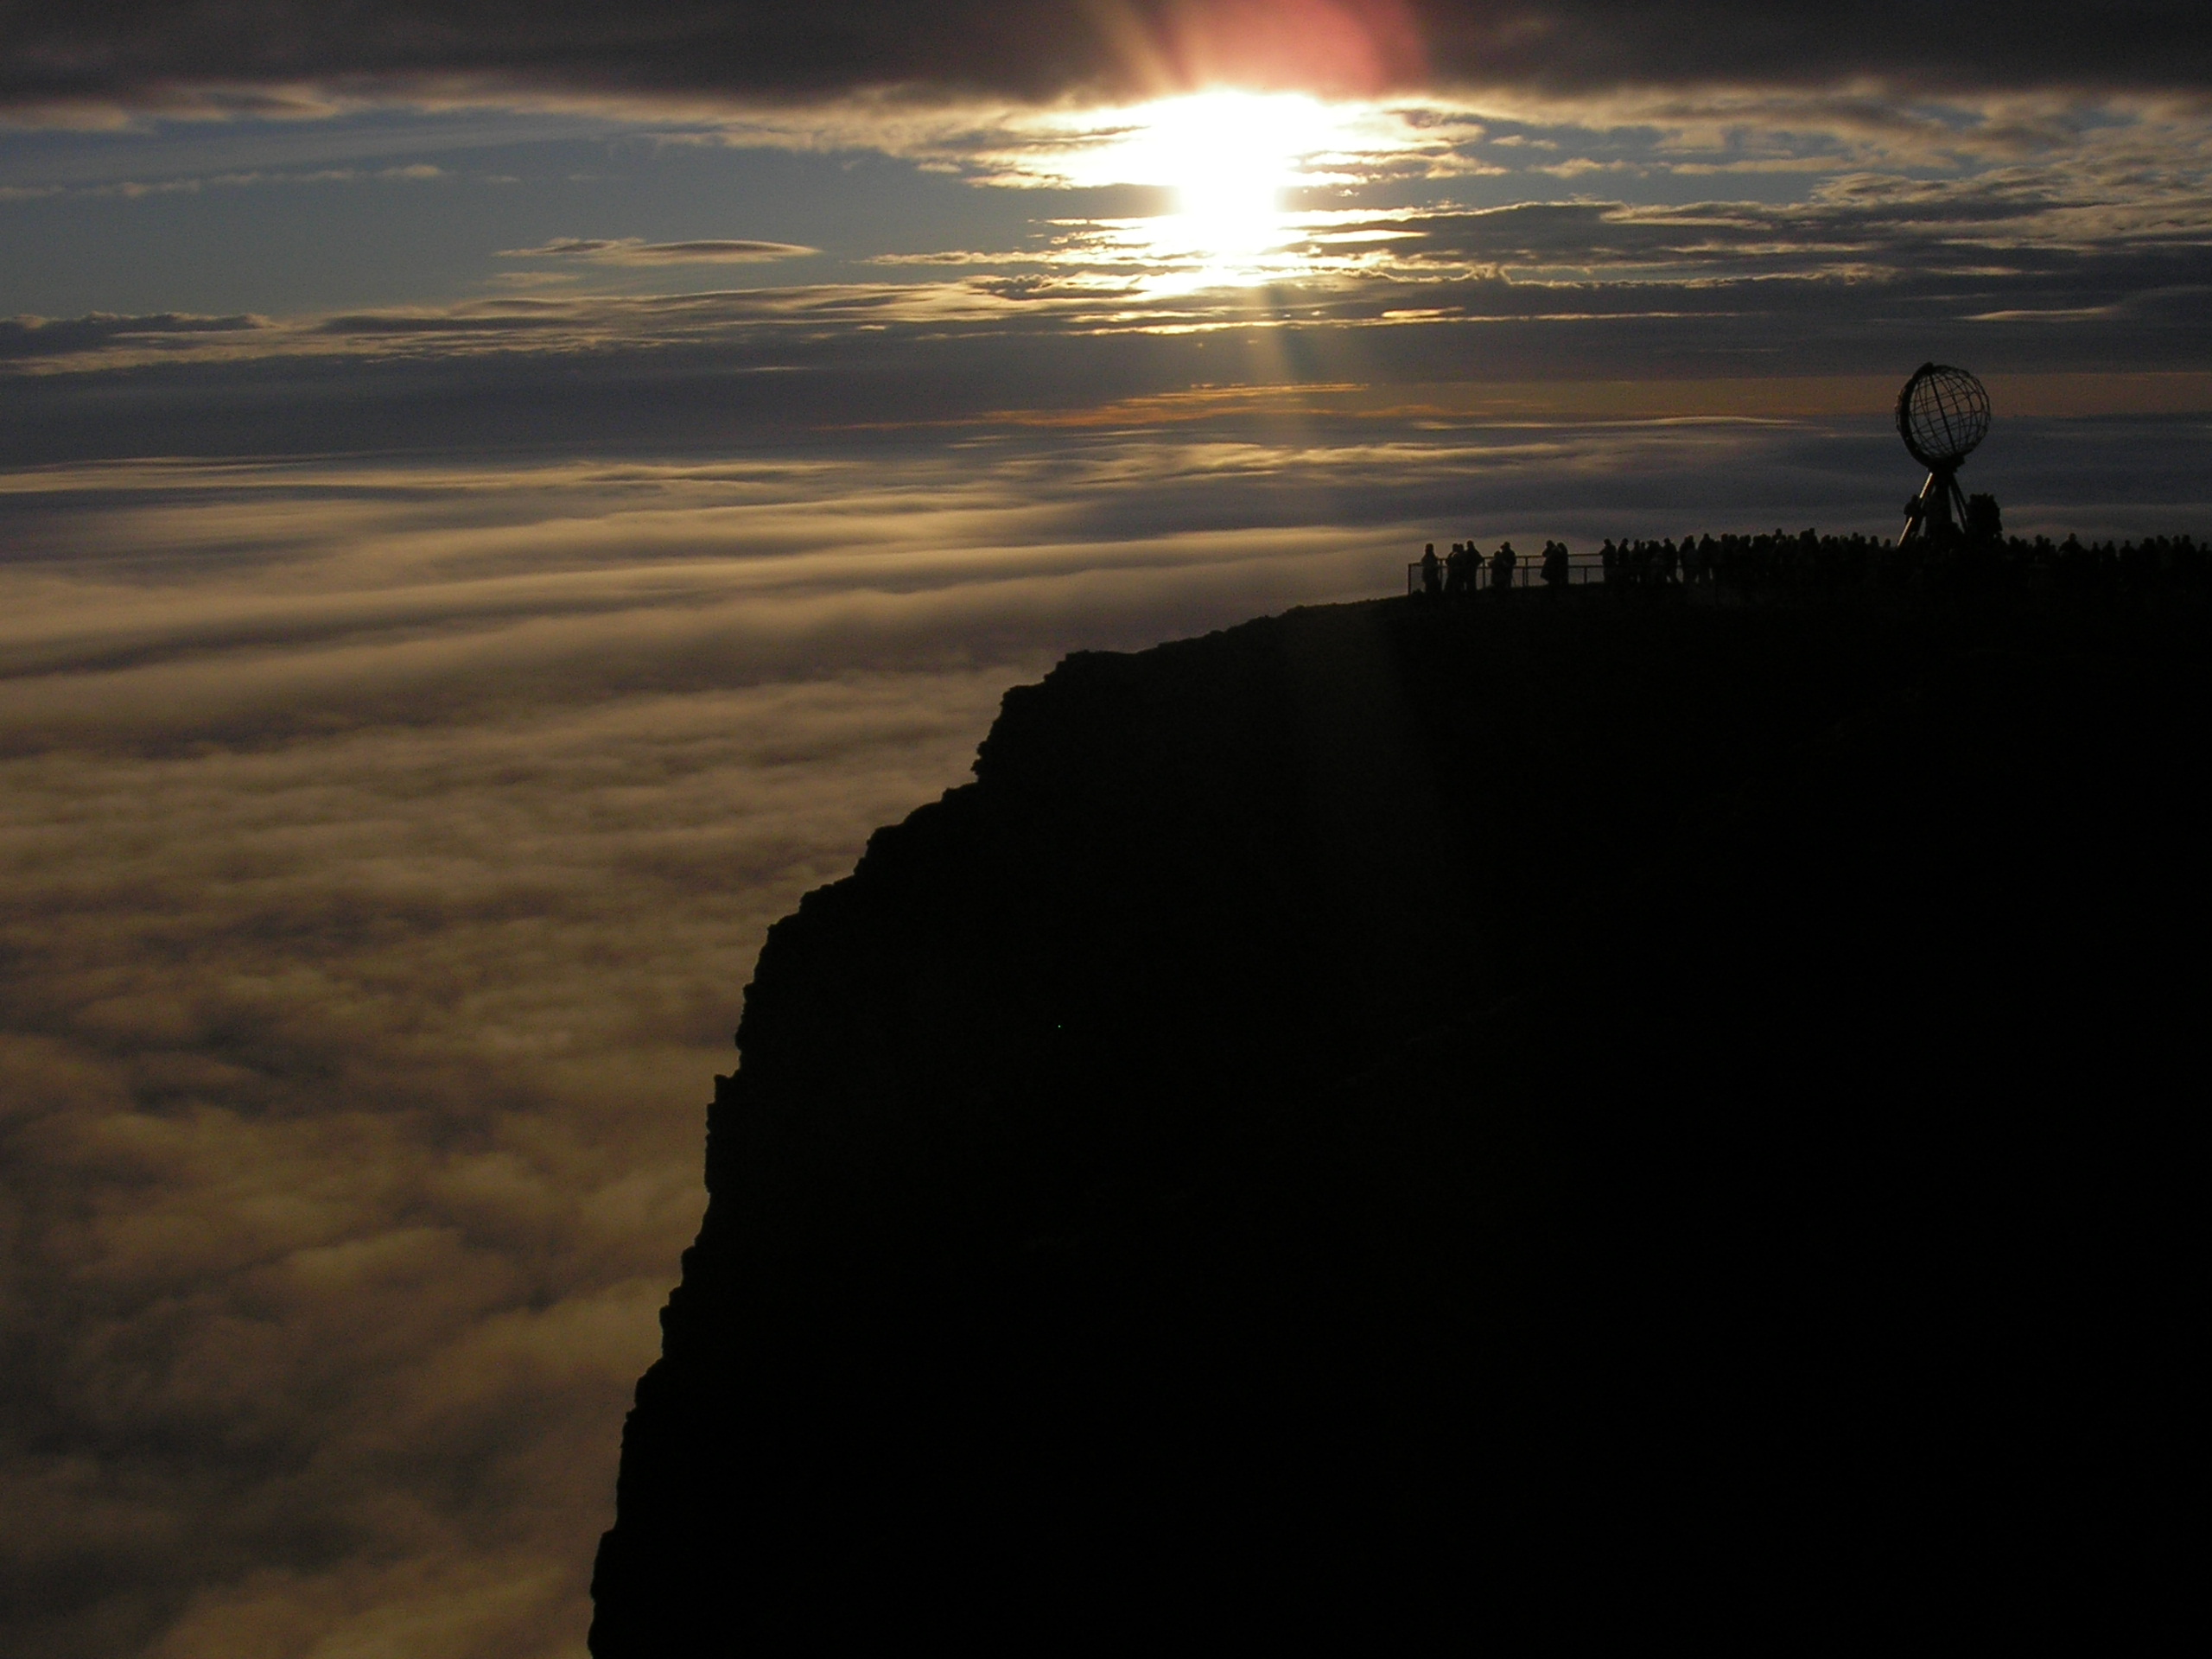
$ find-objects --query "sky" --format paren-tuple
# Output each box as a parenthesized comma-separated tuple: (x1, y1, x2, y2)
(4, 5, 2211, 1656)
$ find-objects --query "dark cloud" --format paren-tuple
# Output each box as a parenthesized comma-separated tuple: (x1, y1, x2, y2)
(3, 2, 2210, 123)
(0, 311, 265, 360)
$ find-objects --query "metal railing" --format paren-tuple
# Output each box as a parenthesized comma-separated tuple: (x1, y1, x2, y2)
(1406, 556, 1609, 596)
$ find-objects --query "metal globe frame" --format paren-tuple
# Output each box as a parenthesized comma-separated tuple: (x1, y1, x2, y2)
(1896, 362, 1991, 543)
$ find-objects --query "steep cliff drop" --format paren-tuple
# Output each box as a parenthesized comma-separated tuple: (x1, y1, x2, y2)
(592, 591, 2202, 1647)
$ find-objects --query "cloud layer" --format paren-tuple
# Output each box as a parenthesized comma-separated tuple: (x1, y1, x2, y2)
(0, 436, 1452, 1657)
(9, 175, 2212, 469)
(3, 410, 2209, 1656)
(7, 2, 2212, 125)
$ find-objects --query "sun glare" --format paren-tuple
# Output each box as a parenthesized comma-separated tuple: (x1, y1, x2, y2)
(1157, 92, 1313, 251)
(1089, 90, 1332, 272)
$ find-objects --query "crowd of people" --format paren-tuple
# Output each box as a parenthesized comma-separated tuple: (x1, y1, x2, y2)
(1413, 527, 2209, 601)
(1416, 539, 1574, 597)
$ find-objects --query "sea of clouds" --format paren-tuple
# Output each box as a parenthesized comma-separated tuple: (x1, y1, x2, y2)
(2, 411, 2207, 1656)
(0, 431, 1446, 1657)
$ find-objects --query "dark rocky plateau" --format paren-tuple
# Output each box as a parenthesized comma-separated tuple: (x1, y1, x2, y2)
(592, 587, 2203, 1648)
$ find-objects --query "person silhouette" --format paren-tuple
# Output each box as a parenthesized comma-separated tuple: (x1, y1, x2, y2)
(1420, 543, 1443, 599)
(1491, 541, 1517, 593)
(1445, 542, 1472, 600)
(1541, 539, 1568, 592)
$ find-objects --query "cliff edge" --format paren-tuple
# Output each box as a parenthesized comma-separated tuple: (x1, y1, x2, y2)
(593, 591, 2202, 1645)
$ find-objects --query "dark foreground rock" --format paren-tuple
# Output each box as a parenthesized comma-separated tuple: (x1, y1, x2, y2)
(592, 590, 2204, 1648)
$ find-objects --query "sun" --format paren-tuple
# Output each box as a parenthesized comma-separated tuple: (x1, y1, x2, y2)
(1159, 92, 1313, 251)
(1106, 91, 1325, 263)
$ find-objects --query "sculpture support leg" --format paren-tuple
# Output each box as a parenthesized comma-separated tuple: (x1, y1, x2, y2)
(1902, 466, 1961, 543)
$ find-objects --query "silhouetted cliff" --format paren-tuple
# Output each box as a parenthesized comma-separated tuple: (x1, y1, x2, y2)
(593, 588, 2203, 1647)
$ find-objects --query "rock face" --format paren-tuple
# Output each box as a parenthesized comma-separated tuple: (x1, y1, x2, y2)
(591, 593, 2203, 1648)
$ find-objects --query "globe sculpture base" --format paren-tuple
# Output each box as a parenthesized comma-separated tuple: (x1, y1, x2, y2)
(1902, 464, 1969, 543)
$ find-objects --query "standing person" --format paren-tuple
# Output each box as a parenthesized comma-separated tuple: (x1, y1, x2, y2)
(1491, 540, 1517, 593)
(1542, 539, 1568, 592)
(1421, 543, 1442, 598)
(1445, 542, 1471, 600)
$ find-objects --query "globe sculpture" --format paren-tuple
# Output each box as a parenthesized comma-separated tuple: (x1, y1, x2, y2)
(1895, 362, 1991, 543)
